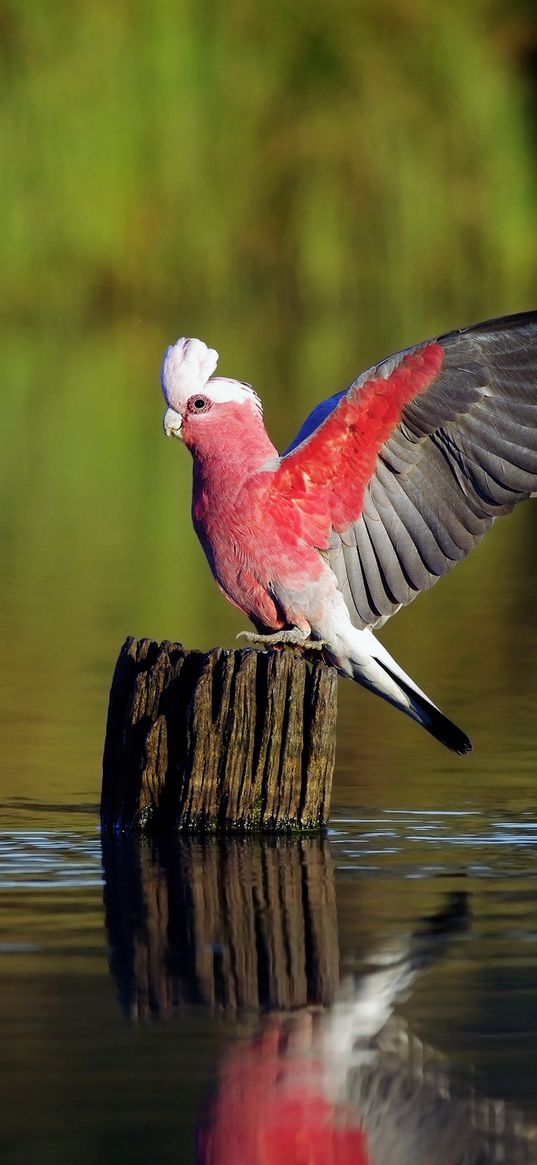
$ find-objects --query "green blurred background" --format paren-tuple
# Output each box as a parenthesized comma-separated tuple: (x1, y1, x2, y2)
(3, 0, 537, 812)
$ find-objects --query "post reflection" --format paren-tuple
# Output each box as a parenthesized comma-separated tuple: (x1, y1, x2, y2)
(101, 834, 339, 1018)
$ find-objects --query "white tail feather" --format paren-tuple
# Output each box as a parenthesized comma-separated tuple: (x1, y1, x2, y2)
(323, 622, 471, 754)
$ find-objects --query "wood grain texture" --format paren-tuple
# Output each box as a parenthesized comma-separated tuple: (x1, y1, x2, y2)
(101, 637, 337, 833)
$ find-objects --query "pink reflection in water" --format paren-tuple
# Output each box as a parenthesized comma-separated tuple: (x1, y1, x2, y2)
(199, 1017, 371, 1165)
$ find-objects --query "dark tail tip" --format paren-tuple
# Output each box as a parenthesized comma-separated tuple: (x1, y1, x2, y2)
(375, 658, 472, 755)
(424, 701, 472, 755)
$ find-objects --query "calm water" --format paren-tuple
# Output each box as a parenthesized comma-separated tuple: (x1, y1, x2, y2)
(3, 323, 537, 1164)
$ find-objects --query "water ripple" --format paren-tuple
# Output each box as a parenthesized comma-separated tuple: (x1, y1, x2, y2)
(0, 831, 102, 890)
(329, 807, 537, 877)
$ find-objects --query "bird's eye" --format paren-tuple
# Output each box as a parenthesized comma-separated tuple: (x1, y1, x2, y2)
(187, 395, 211, 413)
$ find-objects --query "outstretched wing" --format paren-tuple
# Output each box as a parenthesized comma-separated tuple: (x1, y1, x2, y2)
(271, 311, 537, 629)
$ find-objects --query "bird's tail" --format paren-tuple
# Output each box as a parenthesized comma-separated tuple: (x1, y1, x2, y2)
(379, 660, 471, 753)
(327, 628, 472, 756)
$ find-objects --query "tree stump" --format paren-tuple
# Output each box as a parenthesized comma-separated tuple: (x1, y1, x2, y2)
(101, 637, 337, 834)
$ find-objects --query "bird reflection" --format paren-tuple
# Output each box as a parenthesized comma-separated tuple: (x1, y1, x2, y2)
(197, 894, 536, 1165)
(101, 837, 536, 1162)
(198, 1017, 372, 1165)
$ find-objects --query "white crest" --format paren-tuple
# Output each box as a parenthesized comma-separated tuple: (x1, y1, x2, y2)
(161, 338, 219, 409)
(161, 337, 262, 415)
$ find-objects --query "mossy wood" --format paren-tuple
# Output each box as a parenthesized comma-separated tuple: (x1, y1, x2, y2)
(101, 637, 337, 834)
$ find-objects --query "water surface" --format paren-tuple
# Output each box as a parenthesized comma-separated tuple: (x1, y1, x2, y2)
(2, 798, 537, 1163)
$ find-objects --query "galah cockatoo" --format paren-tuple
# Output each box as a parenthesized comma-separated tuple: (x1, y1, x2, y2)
(161, 311, 537, 754)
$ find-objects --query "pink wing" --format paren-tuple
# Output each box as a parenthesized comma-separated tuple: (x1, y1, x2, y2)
(269, 312, 537, 629)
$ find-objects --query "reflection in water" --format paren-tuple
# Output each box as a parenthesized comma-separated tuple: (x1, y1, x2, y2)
(196, 893, 536, 1165)
(198, 1003, 537, 1165)
(102, 836, 537, 1163)
(102, 835, 339, 1018)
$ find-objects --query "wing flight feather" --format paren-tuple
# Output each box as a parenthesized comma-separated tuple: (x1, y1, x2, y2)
(272, 311, 537, 629)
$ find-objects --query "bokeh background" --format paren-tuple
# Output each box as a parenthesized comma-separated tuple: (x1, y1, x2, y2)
(3, 0, 537, 811)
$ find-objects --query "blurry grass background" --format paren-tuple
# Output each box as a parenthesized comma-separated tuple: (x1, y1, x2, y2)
(2, 0, 537, 808)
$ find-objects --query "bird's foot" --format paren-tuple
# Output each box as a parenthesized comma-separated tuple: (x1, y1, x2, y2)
(237, 629, 329, 651)
(237, 628, 308, 647)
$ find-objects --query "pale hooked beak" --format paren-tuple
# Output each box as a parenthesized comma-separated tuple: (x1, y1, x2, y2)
(163, 407, 183, 438)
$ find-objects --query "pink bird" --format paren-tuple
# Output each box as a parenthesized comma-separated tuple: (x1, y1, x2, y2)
(161, 312, 537, 754)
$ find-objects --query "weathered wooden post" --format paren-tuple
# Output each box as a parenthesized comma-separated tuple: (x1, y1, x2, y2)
(101, 637, 337, 834)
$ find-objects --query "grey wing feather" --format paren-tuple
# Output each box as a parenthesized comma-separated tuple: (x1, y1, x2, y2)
(330, 311, 537, 630)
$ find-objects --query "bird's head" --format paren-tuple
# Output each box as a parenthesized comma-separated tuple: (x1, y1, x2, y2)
(161, 338, 263, 453)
